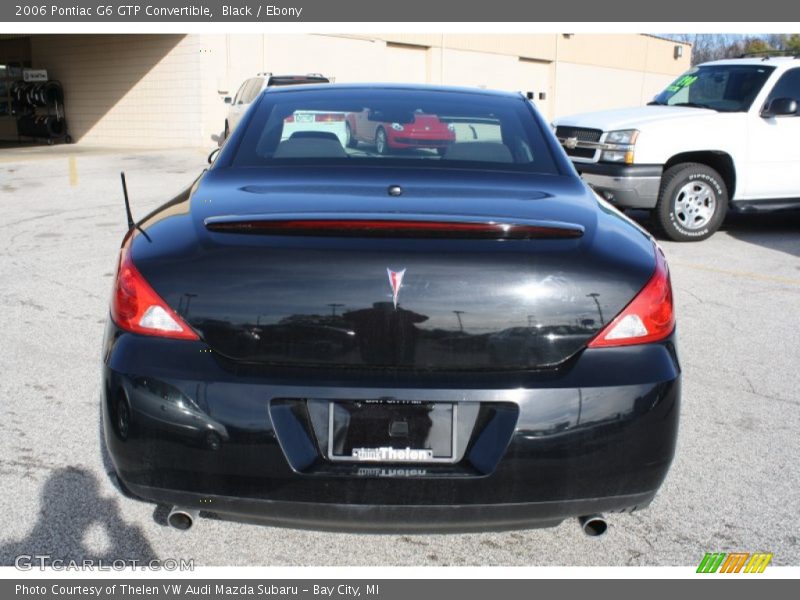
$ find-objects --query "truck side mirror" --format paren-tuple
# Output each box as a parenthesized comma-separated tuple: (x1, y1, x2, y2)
(761, 97, 798, 118)
(223, 96, 233, 104)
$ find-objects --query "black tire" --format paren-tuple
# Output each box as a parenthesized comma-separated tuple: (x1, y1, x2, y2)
(654, 162, 728, 242)
(375, 127, 389, 155)
(345, 122, 357, 148)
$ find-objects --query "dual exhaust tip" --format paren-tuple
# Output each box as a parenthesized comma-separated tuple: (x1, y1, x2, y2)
(167, 507, 199, 531)
(166, 506, 608, 536)
(578, 514, 608, 537)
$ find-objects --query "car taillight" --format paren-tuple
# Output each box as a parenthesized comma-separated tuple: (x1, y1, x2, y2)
(315, 113, 345, 122)
(110, 239, 199, 341)
(588, 245, 674, 348)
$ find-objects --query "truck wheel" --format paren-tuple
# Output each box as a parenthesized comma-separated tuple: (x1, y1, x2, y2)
(654, 163, 728, 242)
(345, 122, 357, 148)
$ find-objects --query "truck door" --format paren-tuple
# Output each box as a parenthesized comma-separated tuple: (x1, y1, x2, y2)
(746, 68, 800, 199)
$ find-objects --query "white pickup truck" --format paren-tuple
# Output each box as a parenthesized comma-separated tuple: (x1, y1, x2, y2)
(552, 56, 800, 241)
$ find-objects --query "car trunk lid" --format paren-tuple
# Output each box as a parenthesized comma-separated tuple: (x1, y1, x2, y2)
(132, 168, 655, 371)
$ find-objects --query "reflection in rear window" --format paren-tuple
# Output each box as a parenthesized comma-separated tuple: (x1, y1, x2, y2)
(228, 87, 561, 174)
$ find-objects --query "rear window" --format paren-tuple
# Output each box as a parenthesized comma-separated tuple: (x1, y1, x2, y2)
(228, 87, 561, 174)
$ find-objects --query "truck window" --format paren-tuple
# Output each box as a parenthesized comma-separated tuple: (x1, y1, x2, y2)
(766, 68, 800, 115)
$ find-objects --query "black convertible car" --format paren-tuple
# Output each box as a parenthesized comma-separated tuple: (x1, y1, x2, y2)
(102, 84, 679, 535)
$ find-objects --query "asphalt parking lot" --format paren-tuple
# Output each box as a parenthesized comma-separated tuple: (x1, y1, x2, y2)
(0, 146, 798, 567)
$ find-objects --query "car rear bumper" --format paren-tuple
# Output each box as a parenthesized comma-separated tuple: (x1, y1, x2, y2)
(102, 322, 680, 532)
(125, 484, 657, 533)
(575, 163, 663, 209)
(389, 134, 454, 149)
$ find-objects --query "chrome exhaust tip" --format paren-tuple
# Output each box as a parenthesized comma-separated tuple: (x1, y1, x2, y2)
(578, 514, 608, 537)
(167, 507, 198, 531)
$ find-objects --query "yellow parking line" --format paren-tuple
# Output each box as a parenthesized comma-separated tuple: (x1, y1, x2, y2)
(68, 156, 79, 187)
(672, 261, 800, 286)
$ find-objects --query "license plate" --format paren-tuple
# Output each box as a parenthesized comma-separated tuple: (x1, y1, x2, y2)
(327, 400, 457, 464)
(351, 447, 434, 462)
(294, 113, 314, 123)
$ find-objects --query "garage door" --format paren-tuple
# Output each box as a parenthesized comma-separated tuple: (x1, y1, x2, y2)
(439, 49, 552, 118)
(384, 43, 428, 84)
(518, 58, 552, 119)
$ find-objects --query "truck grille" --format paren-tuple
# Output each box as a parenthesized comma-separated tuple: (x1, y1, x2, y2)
(555, 126, 603, 160)
(564, 147, 596, 159)
(555, 126, 603, 142)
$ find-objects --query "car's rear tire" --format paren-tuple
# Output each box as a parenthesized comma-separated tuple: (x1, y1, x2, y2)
(375, 127, 389, 155)
(654, 162, 727, 242)
(345, 122, 357, 148)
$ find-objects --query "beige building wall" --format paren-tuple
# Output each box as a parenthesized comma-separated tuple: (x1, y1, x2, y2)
(31, 34, 204, 147)
(20, 33, 690, 148)
(552, 34, 688, 118)
(553, 62, 676, 117)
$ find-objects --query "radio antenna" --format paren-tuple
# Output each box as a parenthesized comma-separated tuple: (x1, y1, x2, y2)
(120, 172, 151, 241)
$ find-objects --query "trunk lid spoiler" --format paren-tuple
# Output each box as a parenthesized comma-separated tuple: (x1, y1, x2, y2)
(204, 213, 584, 240)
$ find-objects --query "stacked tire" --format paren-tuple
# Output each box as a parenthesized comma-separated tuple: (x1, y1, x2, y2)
(16, 114, 67, 138)
(11, 80, 64, 109)
(11, 80, 70, 144)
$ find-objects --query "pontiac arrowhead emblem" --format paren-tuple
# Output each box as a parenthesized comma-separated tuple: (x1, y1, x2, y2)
(387, 268, 406, 309)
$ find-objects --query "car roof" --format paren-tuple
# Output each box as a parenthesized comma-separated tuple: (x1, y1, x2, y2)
(697, 57, 799, 70)
(267, 75, 330, 85)
(261, 82, 526, 99)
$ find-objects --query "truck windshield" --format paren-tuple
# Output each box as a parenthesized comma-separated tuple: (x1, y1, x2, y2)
(650, 65, 775, 112)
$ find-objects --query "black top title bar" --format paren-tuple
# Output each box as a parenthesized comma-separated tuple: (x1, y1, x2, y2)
(2, 0, 799, 22)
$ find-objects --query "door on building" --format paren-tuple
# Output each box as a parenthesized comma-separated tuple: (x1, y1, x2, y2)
(0, 36, 32, 141)
(518, 58, 552, 121)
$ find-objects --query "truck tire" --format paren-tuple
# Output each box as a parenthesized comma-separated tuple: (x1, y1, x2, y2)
(345, 122, 358, 148)
(654, 163, 728, 242)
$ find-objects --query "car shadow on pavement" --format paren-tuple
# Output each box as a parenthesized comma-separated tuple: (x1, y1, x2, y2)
(0, 466, 157, 567)
(626, 208, 800, 258)
(719, 210, 800, 258)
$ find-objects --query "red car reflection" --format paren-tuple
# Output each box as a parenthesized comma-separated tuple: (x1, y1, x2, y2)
(346, 110, 456, 155)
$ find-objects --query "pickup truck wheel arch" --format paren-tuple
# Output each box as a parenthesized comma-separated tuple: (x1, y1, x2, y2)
(663, 151, 736, 201)
(654, 162, 729, 242)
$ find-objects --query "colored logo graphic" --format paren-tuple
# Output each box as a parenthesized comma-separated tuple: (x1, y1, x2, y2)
(387, 268, 406, 309)
(696, 552, 773, 573)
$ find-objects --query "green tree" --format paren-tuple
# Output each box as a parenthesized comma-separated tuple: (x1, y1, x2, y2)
(784, 34, 800, 53)
(740, 37, 772, 55)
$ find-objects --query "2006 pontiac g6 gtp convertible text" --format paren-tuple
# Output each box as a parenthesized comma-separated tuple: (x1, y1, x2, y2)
(102, 84, 679, 534)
